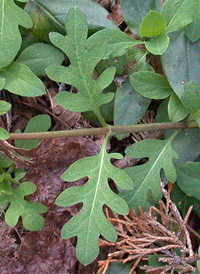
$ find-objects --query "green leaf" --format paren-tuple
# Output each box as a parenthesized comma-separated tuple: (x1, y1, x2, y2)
(182, 82, 200, 127)
(168, 93, 188, 121)
(139, 11, 166, 37)
(46, 8, 115, 119)
(145, 33, 170, 55)
(0, 78, 5, 90)
(0, 62, 45, 97)
(130, 71, 188, 121)
(114, 81, 150, 126)
(0, 100, 11, 115)
(17, 43, 65, 76)
(171, 183, 200, 218)
(176, 162, 200, 200)
(55, 137, 133, 265)
(185, 0, 200, 42)
(25, 0, 117, 42)
(0, 182, 47, 230)
(0, 154, 12, 169)
(0, 0, 32, 68)
(162, 31, 200, 100)
(161, 0, 196, 33)
(121, 0, 156, 35)
(106, 262, 132, 274)
(0, 127, 10, 140)
(165, 129, 200, 166)
(130, 71, 173, 99)
(87, 29, 143, 59)
(15, 115, 51, 149)
(120, 137, 178, 210)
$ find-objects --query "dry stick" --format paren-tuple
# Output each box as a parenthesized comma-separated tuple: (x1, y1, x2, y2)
(8, 121, 198, 140)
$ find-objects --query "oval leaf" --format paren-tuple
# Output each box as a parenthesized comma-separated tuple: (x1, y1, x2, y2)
(0, 62, 45, 97)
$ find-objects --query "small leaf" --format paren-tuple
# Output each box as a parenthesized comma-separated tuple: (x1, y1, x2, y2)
(130, 71, 173, 99)
(185, 0, 200, 42)
(139, 11, 166, 37)
(120, 137, 178, 210)
(182, 81, 200, 127)
(0, 0, 33, 68)
(17, 43, 65, 76)
(145, 33, 170, 55)
(130, 71, 188, 121)
(177, 162, 200, 200)
(0, 182, 47, 230)
(46, 8, 116, 119)
(0, 62, 45, 97)
(87, 29, 143, 59)
(15, 115, 51, 149)
(56, 137, 133, 265)
(106, 262, 132, 274)
(0, 127, 10, 140)
(0, 100, 11, 115)
(121, 0, 155, 35)
(0, 78, 5, 90)
(161, 0, 196, 33)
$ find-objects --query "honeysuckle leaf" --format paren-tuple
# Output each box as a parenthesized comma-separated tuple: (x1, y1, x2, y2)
(56, 136, 133, 265)
(15, 114, 51, 149)
(120, 137, 179, 211)
(17, 43, 65, 76)
(0, 100, 11, 115)
(0, 78, 5, 90)
(144, 33, 170, 55)
(130, 71, 188, 121)
(0, 127, 10, 140)
(181, 82, 200, 127)
(87, 29, 143, 59)
(0, 0, 33, 68)
(0, 182, 47, 231)
(176, 162, 200, 200)
(46, 8, 116, 120)
(161, 0, 196, 33)
(0, 62, 45, 97)
(139, 11, 166, 38)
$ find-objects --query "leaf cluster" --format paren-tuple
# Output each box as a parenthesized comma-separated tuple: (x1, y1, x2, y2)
(0, 0, 200, 270)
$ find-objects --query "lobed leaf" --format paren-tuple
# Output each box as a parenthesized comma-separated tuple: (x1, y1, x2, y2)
(46, 8, 116, 118)
(0, 182, 47, 231)
(56, 137, 133, 265)
(0, 0, 32, 68)
(120, 138, 178, 210)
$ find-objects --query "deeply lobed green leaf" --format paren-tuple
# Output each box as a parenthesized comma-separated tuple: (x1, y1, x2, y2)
(46, 8, 116, 121)
(120, 138, 179, 211)
(0, 182, 47, 231)
(56, 137, 133, 265)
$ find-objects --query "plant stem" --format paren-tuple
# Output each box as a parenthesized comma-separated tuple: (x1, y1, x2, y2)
(8, 121, 198, 140)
